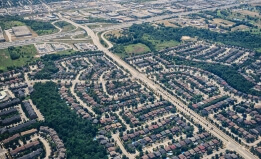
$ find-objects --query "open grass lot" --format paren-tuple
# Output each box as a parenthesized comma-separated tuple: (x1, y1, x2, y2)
(73, 32, 88, 39)
(231, 24, 249, 31)
(142, 34, 180, 51)
(56, 49, 77, 55)
(154, 40, 180, 50)
(211, 18, 235, 27)
(1, 20, 25, 29)
(125, 43, 150, 54)
(115, 43, 150, 58)
(155, 20, 178, 28)
(54, 21, 76, 32)
(105, 30, 123, 38)
(236, 10, 260, 18)
(33, 28, 58, 36)
(0, 16, 58, 36)
(0, 45, 38, 72)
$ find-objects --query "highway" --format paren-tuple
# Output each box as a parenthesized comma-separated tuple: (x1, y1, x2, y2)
(0, 30, 85, 49)
(92, 1, 260, 32)
(60, 15, 258, 159)
(1, 0, 260, 50)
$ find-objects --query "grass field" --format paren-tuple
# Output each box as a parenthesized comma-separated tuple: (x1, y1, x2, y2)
(212, 18, 235, 27)
(154, 40, 180, 50)
(115, 43, 151, 58)
(236, 10, 260, 18)
(56, 49, 77, 55)
(125, 43, 150, 54)
(2, 21, 24, 29)
(231, 25, 249, 31)
(155, 20, 178, 28)
(142, 34, 180, 51)
(0, 45, 38, 71)
(105, 30, 123, 38)
(73, 32, 88, 39)
(0, 19, 58, 36)
(54, 21, 76, 32)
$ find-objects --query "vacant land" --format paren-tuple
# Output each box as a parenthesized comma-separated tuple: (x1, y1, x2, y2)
(236, 10, 260, 17)
(54, 21, 76, 32)
(56, 49, 77, 55)
(0, 16, 58, 36)
(231, 25, 249, 31)
(125, 43, 150, 54)
(1, 20, 24, 29)
(211, 18, 235, 27)
(0, 45, 38, 71)
(155, 20, 178, 28)
(142, 34, 180, 51)
(105, 30, 123, 38)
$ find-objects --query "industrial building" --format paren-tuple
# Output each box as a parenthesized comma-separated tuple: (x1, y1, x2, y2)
(12, 26, 32, 37)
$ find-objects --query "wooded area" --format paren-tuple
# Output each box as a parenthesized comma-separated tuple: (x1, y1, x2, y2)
(0, 16, 57, 35)
(31, 82, 107, 159)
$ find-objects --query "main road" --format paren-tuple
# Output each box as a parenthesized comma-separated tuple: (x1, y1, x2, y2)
(92, 0, 261, 32)
(0, 30, 85, 49)
(61, 14, 258, 159)
(2, 0, 260, 50)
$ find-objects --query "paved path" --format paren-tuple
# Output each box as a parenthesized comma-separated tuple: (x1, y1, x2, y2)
(112, 133, 138, 159)
(32, 135, 51, 159)
(70, 69, 96, 116)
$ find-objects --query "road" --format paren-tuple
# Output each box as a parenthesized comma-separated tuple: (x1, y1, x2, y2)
(31, 135, 52, 159)
(70, 69, 97, 116)
(0, 31, 85, 49)
(51, 20, 63, 33)
(92, 1, 261, 32)
(60, 15, 258, 159)
(2, 0, 260, 50)
(112, 133, 138, 159)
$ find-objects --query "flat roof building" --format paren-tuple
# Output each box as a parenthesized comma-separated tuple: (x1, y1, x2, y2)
(12, 26, 32, 37)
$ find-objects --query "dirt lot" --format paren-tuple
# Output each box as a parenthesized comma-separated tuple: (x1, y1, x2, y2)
(231, 25, 249, 31)
(105, 30, 123, 38)
(212, 18, 235, 27)
(236, 10, 260, 17)
(155, 20, 178, 27)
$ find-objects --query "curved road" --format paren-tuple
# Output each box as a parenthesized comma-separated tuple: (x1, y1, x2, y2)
(60, 15, 258, 159)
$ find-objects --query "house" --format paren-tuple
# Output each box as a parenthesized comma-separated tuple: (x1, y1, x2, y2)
(147, 153, 156, 159)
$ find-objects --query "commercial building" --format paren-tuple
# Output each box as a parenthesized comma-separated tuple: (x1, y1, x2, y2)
(12, 26, 32, 37)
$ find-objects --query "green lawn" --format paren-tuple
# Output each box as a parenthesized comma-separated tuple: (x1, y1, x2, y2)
(0, 45, 38, 72)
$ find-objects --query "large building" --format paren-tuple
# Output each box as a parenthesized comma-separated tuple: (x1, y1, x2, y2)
(0, 27, 5, 42)
(12, 26, 32, 37)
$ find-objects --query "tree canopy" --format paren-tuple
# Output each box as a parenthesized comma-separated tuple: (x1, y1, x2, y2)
(31, 82, 107, 159)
